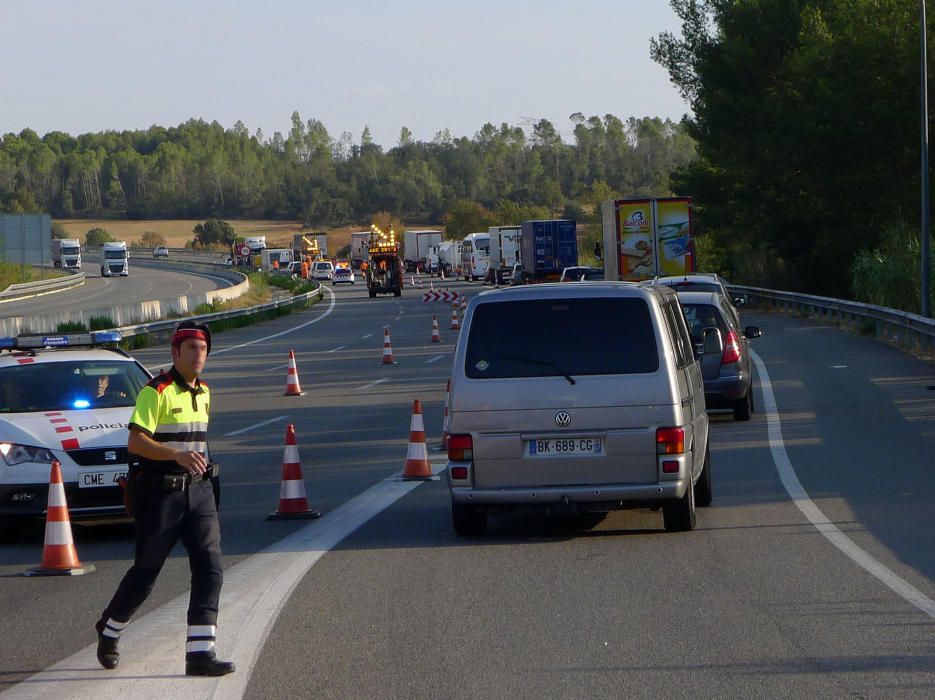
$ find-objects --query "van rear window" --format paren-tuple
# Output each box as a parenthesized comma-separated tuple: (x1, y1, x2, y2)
(465, 298, 659, 379)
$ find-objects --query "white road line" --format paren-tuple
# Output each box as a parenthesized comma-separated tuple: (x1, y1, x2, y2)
(357, 378, 389, 391)
(425, 354, 444, 364)
(263, 363, 290, 373)
(327, 345, 346, 353)
(223, 415, 289, 437)
(1, 460, 448, 700)
(362, 333, 373, 339)
(211, 286, 336, 356)
(751, 349, 935, 620)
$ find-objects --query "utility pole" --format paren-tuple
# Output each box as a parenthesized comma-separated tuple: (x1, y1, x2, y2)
(922, 0, 931, 316)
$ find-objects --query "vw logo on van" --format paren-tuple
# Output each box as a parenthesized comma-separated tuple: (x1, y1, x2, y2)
(554, 411, 572, 428)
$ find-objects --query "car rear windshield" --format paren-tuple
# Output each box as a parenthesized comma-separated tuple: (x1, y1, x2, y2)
(465, 298, 659, 379)
(0, 360, 150, 413)
(663, 281, 721, 294)
(681, 303, 729, 340)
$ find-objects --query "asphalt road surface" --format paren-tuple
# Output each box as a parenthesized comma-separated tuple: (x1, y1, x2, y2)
(0, 263, 233, 319)
(1, 278, 933, 699)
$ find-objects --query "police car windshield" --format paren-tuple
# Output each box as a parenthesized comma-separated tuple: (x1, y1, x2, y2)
(0, 360, 150, 413)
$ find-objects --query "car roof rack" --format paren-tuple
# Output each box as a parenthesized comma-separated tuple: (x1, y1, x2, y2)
(0, 331, 123, 352)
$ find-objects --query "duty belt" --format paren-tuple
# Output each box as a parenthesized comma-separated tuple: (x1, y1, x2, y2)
(137, 464, 218, 493)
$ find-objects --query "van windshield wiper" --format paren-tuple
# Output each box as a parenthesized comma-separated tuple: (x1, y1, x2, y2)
(497, 355, 576, 385)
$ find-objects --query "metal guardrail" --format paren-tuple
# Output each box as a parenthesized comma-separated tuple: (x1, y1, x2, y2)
(113, 282, 325, 341)
(728, 284, 935, 357)
(0, 270, 86, 303)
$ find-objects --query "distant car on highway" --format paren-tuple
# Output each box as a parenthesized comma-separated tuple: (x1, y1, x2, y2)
(652, 273, 743, 324)
(559, 266, 605, 282)
(0, 332, 151, 532)
(152, 246, 169, 258)
(311, 261, 335, 281)
(332, 267, 355, 285)
(446, 282, 717, 535)
(676, 290, 761, 421)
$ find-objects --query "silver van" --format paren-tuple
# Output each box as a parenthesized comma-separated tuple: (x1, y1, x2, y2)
(445, 282, 720, 535)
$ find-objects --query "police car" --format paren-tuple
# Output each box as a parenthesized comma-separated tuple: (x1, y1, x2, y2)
(0, 332, 151, 528)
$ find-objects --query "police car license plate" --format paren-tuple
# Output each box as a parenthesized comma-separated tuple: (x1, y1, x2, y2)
(528, 438, 603, 458)
(78, 469, 126, 488)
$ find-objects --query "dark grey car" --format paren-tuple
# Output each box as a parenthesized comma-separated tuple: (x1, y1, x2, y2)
(677, 291, 762, 421)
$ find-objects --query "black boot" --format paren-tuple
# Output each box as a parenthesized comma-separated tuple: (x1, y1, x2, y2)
(94, 619, 119, 670)
(185, 652, 235, 677)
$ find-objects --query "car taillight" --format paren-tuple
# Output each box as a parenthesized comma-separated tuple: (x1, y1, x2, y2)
(448, 434, 474, 461)
(656, 427, 685, 455)
(721, 330, 741, 364)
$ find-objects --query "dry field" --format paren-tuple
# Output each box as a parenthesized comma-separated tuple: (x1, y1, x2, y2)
(54, 220, 404, 257)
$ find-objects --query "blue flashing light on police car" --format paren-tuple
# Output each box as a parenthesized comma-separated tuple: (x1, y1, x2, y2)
(0, 331, 123, 350)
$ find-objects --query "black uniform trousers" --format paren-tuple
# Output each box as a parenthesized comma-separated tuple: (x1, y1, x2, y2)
(103, 476, 223, 626)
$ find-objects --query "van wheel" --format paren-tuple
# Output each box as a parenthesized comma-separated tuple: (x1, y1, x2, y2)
(394, 290, 401, 297)
(452, 503, 486, 536)
(695, 443, 713, 507)
(369, 290, 376, 298)
(663, 477, 696, 532)
(733, 390, 753, 421)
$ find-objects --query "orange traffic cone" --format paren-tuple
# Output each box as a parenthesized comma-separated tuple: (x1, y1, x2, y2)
(23, 461, 95, 576)
(268, 424, 321, 520)
(402, 400, 433, 480)
(450, 303, 460, 330)
(431, 315, 442, 343)
(382, 327, 396, 365)
(440, 267, 446, 281)
(284, 350, 306, 397)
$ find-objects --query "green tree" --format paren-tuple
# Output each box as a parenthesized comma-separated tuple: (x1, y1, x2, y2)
(140, 231, 168, 248)
(85, 228, 114, 247)
(192, 218, 235, 246)
(443, 200, 495, 239)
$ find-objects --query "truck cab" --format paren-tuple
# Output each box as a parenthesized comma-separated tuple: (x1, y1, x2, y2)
(99, 242, 128, 277)
(52, 239, 82, 270)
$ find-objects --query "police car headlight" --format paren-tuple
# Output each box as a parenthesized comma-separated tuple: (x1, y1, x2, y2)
(0, 443, 56, 466)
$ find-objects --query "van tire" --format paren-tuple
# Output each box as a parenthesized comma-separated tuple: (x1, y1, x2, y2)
(733, 390, 753, 421)
(663, 476, 696, 532)
(452, 503, 486, 536)
(695, 443, 713, 507)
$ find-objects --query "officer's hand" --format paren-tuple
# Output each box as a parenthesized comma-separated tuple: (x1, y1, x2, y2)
(175, 450, 207, 475)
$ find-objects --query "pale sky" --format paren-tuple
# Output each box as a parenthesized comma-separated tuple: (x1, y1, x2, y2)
(0, 0, 690, 147)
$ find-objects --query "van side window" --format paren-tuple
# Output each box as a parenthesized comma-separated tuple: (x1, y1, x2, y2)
(663, 302, 693, 368)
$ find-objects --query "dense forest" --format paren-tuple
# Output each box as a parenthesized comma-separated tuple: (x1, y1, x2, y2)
(653, 0, 935, 304)
(0, 113, 695, 230)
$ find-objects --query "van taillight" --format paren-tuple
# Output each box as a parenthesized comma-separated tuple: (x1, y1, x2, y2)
(450, 466, 469, 480)
(656, 427, 685, 455)
(721, 330, 741, 364)
(448, 434, 474, 461)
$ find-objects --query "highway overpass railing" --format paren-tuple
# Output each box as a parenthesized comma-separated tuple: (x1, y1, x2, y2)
(729, 284, 935, 359)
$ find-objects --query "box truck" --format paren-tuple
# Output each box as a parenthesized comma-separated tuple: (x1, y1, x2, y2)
(403, 230, 442, 272)
(487, 225, 522, 284)
(52, 239, 82, 269)
(600, 198, 694, 281)
(517, 220, 577, 283)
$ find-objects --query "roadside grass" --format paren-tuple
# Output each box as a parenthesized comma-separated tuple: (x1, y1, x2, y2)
(0, 263, 67, 292)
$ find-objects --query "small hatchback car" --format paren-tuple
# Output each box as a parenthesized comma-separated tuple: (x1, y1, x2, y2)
(446, 282, 722, 535)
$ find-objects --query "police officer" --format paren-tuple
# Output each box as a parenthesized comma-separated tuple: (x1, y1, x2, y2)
(95, 321, 234, 677)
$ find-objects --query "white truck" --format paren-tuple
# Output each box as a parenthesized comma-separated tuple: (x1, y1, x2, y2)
(403, 230, 442, 272)
(350, 232, 370, 268)
(261, 248, 294, 272)
(488, 225, 522, 284)
(461, 232, 490, 281)
(52, 239, 82, 269)
(245, 236, 267, 254)
(430, 241, 461, 277)
(100, 241, 129, 277)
